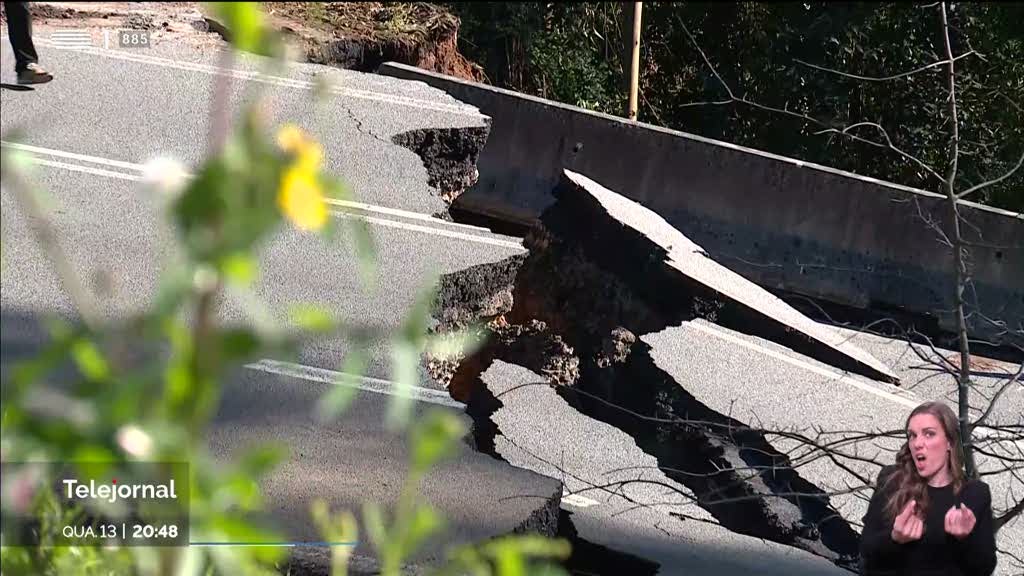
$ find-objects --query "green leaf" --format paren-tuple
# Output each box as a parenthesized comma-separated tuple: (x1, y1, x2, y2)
(484, 534, 572, 559)
(363, 501, 387, 550)
(222, 328, 261, 360)
(402, 280, 440, 346)
(316, 348, 368, 422)
(350, 215, 378, 291)
(221, 252, 256, 287)
(403, 503, 444, 558)
(203, 514, 286, 566)
(208, 2, 271, 56)
(214, 473, 264, 511)
(521, 564, 570, 576)
(238, 442, 287, 478)
(71, 338, 110, 381)
(174, 545, 206, 576)
(151, 260, 194, 317)
(410, 410, 466, 474)
(9, 324, 76, 395)
(386, 340, 419, 431)
(311, 499, 359, 545)
(493, 543, 526, 576)
(0, 146, 34, 178)
(174, 157, 229, 259)
(288, 304, 337, 333)
(73, 444, 118, 465)
(425, 328, 485, 361)
(311, 500, 333, 536)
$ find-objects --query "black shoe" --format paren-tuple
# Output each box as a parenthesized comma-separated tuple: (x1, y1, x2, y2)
(17, 63, 53, 85)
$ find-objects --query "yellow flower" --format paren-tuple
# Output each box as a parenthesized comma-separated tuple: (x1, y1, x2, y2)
(277, 123, 323, 169)
(276, 124, 305, 153)
(278, 164, 327, 231)
(276, 124, 328, 231)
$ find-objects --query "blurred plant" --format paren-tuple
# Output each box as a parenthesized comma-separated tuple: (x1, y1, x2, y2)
(1, 2, 569, 576)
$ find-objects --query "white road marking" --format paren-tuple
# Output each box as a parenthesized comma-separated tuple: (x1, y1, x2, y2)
(26, 158, 142, 181)
(686, 321, 920, 409)
(325, 198, 489, 232)
(562, 491, 601, 508)
(1, 141, 144, 172)
(13, 36, 481, 117)
(333, 210, 523, 250)
(1, 141, 523, 250)
(246, 359, 464, 409)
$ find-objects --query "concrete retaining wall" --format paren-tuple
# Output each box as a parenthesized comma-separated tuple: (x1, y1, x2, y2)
(379, 63, 1023, 347)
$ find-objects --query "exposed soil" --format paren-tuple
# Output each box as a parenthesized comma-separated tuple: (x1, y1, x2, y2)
(263, 2, 485, 80)
(429, 172, 870, 571)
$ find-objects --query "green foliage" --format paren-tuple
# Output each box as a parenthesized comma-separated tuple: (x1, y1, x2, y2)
(447, 2, 1023, 211)
(208, 2, 281, 56)
(1, 2, 572, 576)
(437, 534, 571, 576)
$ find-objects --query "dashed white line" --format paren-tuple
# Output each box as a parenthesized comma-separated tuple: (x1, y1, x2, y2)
(0, 140, 522, 250)
(246, 359, 464, 409)
(2, 141, 492, 234)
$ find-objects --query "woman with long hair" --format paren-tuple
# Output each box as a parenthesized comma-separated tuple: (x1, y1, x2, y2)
(860, 401, 997, 575)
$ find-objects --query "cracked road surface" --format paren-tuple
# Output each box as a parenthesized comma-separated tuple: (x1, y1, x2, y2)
(1, 29, 545, 574)
(3, 19, 1022, 576)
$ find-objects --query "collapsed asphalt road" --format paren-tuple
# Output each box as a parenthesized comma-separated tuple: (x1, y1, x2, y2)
(428, 170, 1024, 574)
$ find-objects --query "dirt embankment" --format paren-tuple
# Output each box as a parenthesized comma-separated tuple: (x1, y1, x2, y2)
(263, 2, 484, 81)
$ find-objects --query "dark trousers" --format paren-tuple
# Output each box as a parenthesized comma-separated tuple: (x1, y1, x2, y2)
(4, 2, 38, 72)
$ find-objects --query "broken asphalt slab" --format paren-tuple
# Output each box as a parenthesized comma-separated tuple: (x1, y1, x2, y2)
(426, 168, 907, 569)
(480, 360, 852, 576)
(548, 169, 898, 385)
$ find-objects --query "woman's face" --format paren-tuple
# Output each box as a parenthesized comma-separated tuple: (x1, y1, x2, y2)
(907, 413, 952, 482)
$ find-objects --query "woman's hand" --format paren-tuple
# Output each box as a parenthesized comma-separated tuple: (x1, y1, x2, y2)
(892, 500, 925, 544)
(944, 504, 977, 540)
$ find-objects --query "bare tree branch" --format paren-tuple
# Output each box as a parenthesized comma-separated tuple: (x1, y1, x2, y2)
(974, 365, 1023, 427)
(911, 195, 955, 249)
(957, 150, 1024, 200)
(675, 17, 945, 184)
(794, 50, 976, 82)
(995, 497, 1024, 532)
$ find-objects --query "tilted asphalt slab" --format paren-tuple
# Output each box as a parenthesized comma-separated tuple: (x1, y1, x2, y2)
(559, 169, 898, 384)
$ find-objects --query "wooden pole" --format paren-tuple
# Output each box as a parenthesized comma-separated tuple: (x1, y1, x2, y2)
(628, 2, 643, 121)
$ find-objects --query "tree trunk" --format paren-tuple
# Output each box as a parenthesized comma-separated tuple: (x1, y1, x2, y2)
(939, 2, 976, 479)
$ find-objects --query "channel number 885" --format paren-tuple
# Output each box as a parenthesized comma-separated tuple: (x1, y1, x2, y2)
(119, 30, 150, 48)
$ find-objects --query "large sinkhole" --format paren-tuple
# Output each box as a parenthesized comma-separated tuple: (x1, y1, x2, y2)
(425, 170, 898, 572)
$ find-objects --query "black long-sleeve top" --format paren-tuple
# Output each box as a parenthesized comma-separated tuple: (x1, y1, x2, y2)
(860, 465, 998, 576)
